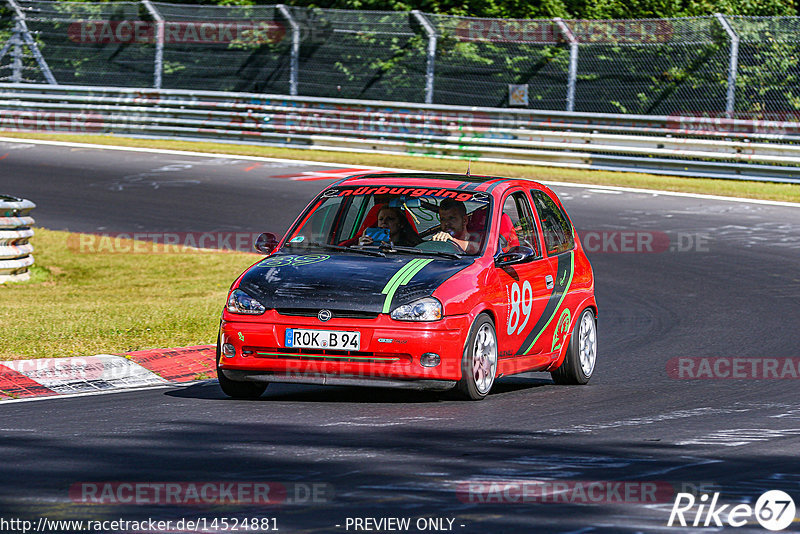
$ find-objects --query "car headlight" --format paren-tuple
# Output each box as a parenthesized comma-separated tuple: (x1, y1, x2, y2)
(390, 297, 442, 321)
(226, 289, 266, 315)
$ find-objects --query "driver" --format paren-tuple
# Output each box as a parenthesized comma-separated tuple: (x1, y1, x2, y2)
(431, 199, 481, 254)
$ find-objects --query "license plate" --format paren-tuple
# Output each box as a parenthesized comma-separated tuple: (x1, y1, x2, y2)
(284, 328, 361, 351)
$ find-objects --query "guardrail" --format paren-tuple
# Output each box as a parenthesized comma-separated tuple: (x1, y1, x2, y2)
(0, 194, 35, 283)
(1, 83, 800, 183)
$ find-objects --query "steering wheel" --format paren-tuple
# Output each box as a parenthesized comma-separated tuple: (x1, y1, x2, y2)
(418, 224, 443, 239)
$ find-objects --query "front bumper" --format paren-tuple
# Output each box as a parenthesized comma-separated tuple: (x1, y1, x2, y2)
(221, 370, 456, 391)
(219, 310, 471, 382)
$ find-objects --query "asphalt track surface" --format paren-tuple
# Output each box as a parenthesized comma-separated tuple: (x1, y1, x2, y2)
(1, 139, 800, 533)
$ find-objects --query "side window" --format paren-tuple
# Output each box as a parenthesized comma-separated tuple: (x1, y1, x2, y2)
(293, 196, 348, 244)
(531, 190, 574, 255)
(309, 202, 339, 243)
(500, 192, 540, 256)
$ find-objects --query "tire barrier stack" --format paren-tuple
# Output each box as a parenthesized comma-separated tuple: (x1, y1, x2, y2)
(0, 195, 36, 283)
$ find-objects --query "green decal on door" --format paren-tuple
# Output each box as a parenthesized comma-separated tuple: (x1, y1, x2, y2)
(551, 308, 571, 352)
(517, 251, 575, 355)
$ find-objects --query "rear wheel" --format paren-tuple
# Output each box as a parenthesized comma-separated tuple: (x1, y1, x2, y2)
(216, 336, 267, 399)
(456, 314, 498, 400)
(551, 308, 596, 385)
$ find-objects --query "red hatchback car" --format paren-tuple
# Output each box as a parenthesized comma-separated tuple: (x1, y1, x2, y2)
(218, 173, 597, 400)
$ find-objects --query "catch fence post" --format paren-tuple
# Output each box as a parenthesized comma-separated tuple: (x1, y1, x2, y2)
(277, 5, 299, 96)
(5, 0, 57, 84)
(714, 13, 739, 117)
(412, 11, 436, 104)
(554, 18, 578, 112)
(11, 23, 22, 83)
(141, 0, 164, 89)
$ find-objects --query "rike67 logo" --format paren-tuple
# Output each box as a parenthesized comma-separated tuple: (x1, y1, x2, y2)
(668, 490, 796, 531)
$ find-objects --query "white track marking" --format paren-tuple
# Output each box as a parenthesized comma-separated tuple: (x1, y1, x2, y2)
(677, 428, 800, 447)
(586, 188, 623, 194)
(0, 136, 797, 208)
(0, 384, 178, 404)
(0, 136, 408, 171)
(4, 355, 168, 394)
(542, 180, 800, 208)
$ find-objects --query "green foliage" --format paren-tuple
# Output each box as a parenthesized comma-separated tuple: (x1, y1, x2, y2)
(282, 0, 796, 18)
(24, 0, 795, 20)
(579, 0, 683, 18)
(682, 0, 795, 16)
(3, 0, 798, 113)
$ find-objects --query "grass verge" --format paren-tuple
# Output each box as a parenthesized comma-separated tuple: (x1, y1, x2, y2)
(1, 132, 799, 204)
(0, 228, 257, 360)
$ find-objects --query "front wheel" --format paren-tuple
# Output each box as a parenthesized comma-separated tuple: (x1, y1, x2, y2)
(456, 314, 498, 400)
(216, 337, 267, 399)
(551, 308, 597, 385)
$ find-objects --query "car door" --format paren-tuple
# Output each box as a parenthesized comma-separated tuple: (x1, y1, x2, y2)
(493, 190, 556, 370)
(522, 189, 578, 360)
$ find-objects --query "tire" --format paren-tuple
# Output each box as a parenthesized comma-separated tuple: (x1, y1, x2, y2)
(551, 308, 597, 385)
(456, 314, 498, 400)
(216, 336, 267, 399)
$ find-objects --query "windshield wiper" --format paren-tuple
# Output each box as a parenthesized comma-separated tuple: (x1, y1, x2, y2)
(286, 241, 386, 257)
(346, 244, 387, 257)
(381, 245, 463, 260)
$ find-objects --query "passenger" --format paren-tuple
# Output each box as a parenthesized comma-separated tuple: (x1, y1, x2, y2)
(431, 199, 481, 254)
(358, 205, 422, 247)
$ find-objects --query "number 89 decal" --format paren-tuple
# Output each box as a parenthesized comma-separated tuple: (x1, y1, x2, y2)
(259, 254, 330, 268)
(507, 280, 533, 335)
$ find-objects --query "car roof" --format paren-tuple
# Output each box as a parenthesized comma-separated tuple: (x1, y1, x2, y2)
(336, 172, 551, 197)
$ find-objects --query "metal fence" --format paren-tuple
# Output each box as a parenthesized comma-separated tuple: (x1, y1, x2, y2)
(2, 1, 800, 117)
(2, 84, 799, 183)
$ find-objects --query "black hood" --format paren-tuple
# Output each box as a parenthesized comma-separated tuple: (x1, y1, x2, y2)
(238, 252, 474, 314)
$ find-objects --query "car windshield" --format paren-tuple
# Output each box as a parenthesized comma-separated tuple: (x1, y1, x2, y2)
(283, 185, 492, 257)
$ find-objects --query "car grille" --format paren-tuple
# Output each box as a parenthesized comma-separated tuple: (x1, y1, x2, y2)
(276, 308, 380, 320)
(243, 346, 411, 364)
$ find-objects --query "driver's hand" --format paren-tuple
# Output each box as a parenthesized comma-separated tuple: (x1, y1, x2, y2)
(432, 231, 469, 253)
(358, 235, 373, 245)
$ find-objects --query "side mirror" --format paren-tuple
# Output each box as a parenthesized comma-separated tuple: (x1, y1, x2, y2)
(254, 232, 280, 255)
(495, 246, 536, 267)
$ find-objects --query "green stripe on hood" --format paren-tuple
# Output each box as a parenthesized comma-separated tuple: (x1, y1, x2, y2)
(381, 258, 434, 313)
